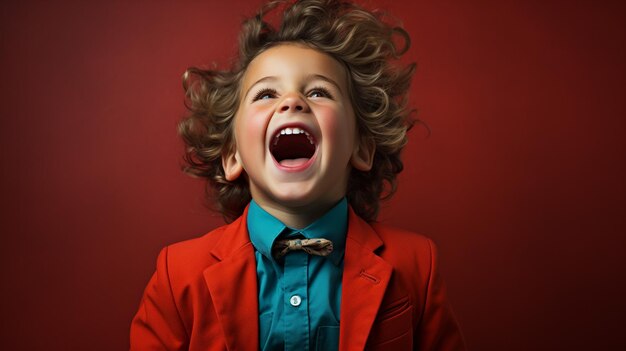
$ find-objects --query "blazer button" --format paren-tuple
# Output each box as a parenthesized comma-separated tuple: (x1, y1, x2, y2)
(289, 295, 302, 307)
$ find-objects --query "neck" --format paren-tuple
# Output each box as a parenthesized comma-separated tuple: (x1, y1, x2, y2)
(253, 199, 342, 229)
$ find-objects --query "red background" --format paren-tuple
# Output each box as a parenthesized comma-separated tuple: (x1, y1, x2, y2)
(1, 1, 624, 350)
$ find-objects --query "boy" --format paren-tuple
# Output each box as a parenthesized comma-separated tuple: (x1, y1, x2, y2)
(130, 0, 465, 350)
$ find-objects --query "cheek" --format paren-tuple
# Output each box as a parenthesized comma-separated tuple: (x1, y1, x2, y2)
(235, 106, 270, 148)
(318, 107, 356, 155)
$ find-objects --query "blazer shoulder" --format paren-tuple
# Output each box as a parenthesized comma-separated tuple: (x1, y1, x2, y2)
(168, 224, 228, 254)
(370, 222, 434, 252)
(160, 223, 231, 278)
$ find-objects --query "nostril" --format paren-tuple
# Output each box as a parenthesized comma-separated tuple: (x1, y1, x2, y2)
(296, 106, 303, 111)
(281, 105, 289, 112)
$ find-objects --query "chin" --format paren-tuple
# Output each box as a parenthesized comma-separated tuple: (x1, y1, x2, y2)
(279, 192, 346, 212)
(270, 187, 319, 206)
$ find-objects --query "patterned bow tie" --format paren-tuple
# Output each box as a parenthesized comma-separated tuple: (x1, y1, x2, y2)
(272, 238, 334, 259)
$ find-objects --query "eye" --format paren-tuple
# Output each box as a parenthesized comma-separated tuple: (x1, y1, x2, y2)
(252, 88, 277, 102)
(308, 86, 333, 99)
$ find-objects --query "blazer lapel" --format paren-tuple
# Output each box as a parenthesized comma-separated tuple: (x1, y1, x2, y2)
(203, 207, 259, 351)
(339, 209, 393, 351)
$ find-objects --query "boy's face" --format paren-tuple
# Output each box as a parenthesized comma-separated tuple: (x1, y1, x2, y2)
(223, 44, 374, 218)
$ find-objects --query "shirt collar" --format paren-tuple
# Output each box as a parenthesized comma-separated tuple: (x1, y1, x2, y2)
(247, 198, 348, 266)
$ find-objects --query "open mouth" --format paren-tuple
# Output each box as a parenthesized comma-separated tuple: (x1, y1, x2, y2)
(270, 127, 316, 167)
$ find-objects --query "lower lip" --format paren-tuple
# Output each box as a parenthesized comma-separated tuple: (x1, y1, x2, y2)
(272, 150, 318, 173)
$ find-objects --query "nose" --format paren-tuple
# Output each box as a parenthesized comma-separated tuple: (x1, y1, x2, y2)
(277, 94, 310, 114)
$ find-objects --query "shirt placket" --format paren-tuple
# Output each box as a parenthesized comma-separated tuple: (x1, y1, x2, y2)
(283, 249, 309, 351)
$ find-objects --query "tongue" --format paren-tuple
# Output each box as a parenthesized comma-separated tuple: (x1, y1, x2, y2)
(279, 158, 310, 167)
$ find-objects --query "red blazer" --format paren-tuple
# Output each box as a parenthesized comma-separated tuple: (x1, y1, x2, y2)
(130, 206, 465, 350)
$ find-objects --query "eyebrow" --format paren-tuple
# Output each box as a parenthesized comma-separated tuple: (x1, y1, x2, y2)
(305, 74, 343, 93)
(243, 74, 344, 100)
(243, 76, 278, 100)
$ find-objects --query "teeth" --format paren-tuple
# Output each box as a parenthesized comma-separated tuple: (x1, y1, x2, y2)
(273, 127, 315, 145)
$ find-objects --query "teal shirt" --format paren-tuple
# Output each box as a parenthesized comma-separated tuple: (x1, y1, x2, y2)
(247, 199, 347, 351)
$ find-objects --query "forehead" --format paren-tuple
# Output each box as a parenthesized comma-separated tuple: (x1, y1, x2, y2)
(241, 43, 349, 90)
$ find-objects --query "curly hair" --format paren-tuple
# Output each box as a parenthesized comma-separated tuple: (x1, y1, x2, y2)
(179, 0, 415, 223)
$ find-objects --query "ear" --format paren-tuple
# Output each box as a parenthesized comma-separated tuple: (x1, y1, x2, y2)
(350, 136, 375, 171)
(222, 148, 244, 181)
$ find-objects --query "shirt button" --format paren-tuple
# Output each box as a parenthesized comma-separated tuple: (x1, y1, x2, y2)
(289, 295, 302, 307)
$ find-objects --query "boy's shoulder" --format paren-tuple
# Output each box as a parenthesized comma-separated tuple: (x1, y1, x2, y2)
(160, 217, 247, 278)
(369, 221, 437, 260)
(167, 224, 229, 258)
(345, 206, 435, 250)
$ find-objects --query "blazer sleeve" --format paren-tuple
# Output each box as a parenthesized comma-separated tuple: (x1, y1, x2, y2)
(414, 239, 466, 351)
(130, 246, 189, 350)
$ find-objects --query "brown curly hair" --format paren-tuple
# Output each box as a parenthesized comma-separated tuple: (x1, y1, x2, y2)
(179, 0, 415, 223)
